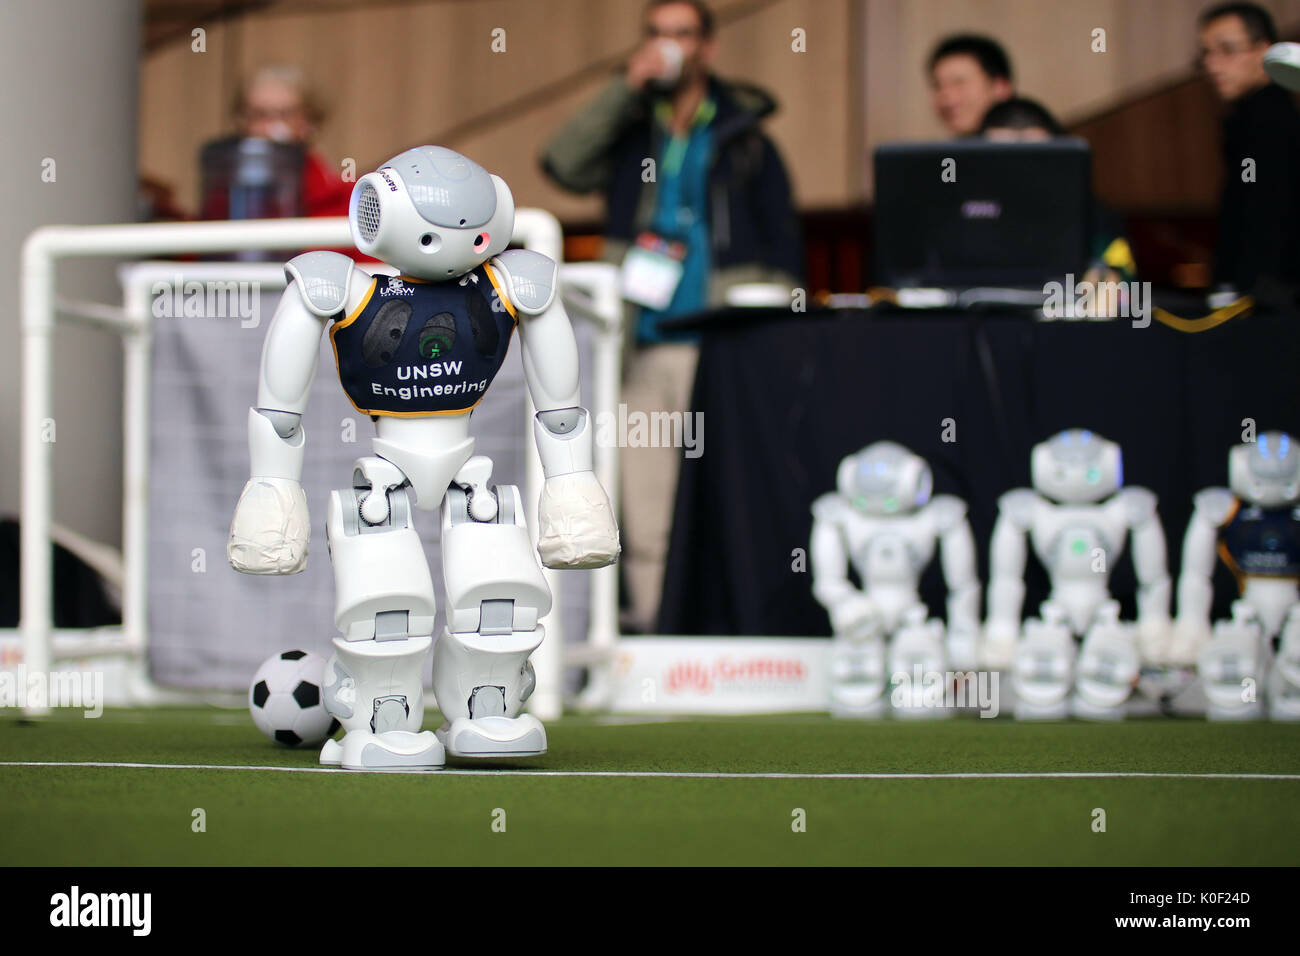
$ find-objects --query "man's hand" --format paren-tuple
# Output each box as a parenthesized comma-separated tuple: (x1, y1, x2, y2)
(626, 39, 669, 91)
(537, 471, 620, 570)
(228, 477, 310, 574)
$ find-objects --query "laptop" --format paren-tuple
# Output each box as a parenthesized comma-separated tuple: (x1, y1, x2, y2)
(872, 140, 1092, 305)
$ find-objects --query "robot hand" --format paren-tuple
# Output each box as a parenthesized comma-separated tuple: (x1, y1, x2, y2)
(536, 471, 620, 570)
(828, 593, 881, 640)
(980, 619, 1020, 670)
(1167, 617, 1212, 667)
(1135, 617, 1171, 666)
(228, 477, 310, 575)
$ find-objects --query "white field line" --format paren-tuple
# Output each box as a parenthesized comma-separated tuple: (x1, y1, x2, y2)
(0, 761, 1297, 780)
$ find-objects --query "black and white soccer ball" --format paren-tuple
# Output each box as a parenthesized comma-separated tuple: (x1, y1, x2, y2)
(248, 650, 340, 748)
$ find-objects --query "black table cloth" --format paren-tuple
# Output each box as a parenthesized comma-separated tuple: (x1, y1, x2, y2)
(657, 306, 1300, 636)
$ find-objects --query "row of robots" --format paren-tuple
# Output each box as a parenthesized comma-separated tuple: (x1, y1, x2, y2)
(811, 431, 1300, 721)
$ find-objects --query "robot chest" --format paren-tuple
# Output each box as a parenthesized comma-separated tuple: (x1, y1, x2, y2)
(1221, 507, 1300, 576)
(847, 526, 929, 576)
(330, 275, 514, 416)
(1034, 519, 1119, 573)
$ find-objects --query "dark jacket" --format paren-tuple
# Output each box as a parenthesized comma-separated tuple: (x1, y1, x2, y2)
(1215, 82, 1300, 296)
(540, 74, 803, 296)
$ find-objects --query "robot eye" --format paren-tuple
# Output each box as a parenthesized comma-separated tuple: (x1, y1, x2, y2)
(473, 232, 490, 252)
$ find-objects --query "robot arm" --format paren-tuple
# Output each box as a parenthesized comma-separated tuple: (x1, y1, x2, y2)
(1121, 486, 1172, 661)
(492, 250, 620, 570)
(809, 496, 877, 635)
(984, 490, 1036, 667)
(1171, 488, 1234, 664)
(931, 496, 981, 668)
(228, 252, 362, 575)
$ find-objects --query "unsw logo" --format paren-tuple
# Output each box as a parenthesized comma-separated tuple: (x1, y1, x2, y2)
(380, 276, 416, 297)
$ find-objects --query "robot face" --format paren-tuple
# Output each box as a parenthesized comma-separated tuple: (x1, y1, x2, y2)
(836, 441, 932, 515)
(348, 146, 514, 279)
(1229, 431, 1300, 507)
(1031, 429, 1122, 504)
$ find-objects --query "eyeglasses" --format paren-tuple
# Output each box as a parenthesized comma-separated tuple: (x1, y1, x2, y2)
(242, 106, 306, 122)
(645, 25, 702, 40)
(1196, 40, 1262, 66)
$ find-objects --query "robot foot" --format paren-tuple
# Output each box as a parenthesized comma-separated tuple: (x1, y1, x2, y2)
(1013, 699, 1070, 720)
(1068, 692, 1127, 721)
(337, 729, 445, 770)
(1208, 700, 1263, 721)
(438, 715, 547, 758)
(830, 689, 887, 719)
(320, 738, 343, 766)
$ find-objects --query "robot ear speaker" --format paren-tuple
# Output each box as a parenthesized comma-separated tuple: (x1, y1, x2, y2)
(362, 300, 412, 368)
(467, 290, 499, 357)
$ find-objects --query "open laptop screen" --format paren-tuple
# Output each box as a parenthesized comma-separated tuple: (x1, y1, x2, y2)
(873, 139, 1092, 289)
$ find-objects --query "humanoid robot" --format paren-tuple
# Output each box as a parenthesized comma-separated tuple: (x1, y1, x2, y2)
(982, 429, 1171, 719)
(810, 442, 980, 717)
(1172, 432, 1300, 721)
(227, 146, 620, 770)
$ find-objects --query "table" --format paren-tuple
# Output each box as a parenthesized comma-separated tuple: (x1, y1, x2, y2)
(658, 305, 1300, 636)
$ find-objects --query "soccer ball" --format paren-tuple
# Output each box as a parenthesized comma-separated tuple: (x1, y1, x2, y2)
(248, 650, 340, 748)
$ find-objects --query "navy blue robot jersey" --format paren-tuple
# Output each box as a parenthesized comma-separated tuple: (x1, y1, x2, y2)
(329, 265, 517, 417)
(1218, 499, 1300, 581)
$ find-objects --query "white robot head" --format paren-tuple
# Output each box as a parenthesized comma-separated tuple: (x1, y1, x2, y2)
(836, 441, 932, 516)
(1031, 429, 1122, 504)
(348, 146, 514, 279)
(1229, 431, 1300, 508)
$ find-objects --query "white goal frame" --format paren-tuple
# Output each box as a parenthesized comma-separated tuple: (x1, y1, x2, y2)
(16, 212, 624, 717)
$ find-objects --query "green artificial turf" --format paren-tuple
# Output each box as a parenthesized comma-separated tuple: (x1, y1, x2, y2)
(1, 708, 1297, 865)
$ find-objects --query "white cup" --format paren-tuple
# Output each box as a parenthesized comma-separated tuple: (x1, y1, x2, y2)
(654, 38, 683, 87)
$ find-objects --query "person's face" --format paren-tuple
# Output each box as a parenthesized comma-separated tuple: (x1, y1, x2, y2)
(931, 53, 1012, 135)
(644, 2, 714, 84)
(1198, 14, 1270, 101)
(984, 125, 1053, 142)
(239, 79, 312, 143)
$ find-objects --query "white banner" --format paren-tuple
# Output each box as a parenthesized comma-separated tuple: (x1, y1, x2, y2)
(608, 637, 831, 713)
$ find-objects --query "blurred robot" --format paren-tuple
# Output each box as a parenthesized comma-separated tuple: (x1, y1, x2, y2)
(227, 146, 620, 769)
(983, 430, 1171, 719)
(810, 442, 980, 717)
(1173, 432, 1300, 721)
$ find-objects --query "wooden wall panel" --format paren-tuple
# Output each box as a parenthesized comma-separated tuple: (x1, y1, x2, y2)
(139, 0, 1300, 220)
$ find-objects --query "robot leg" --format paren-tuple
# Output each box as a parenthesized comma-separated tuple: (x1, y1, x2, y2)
(318, 458, 443, 770)
(1200, 601, 1264, 721)
(829, 625, 887, 719)
(888, 605, 950, 718)
(1013, 604, 1076, 720)
(1071, 605, 1139, 720)
(1267, 605, 1300, 721)
(432, 459, 553, 757)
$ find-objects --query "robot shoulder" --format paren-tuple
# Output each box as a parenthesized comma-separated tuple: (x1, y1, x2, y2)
(925, 494, 968, 531)
(1192, 487, 1236, 526)
(1116, 485, 1159, 524)
(489, 249, 558, 315)
(284, 251, 361, 318)
(811, 492, 849, 524)
(996, 489, 1039, 528)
